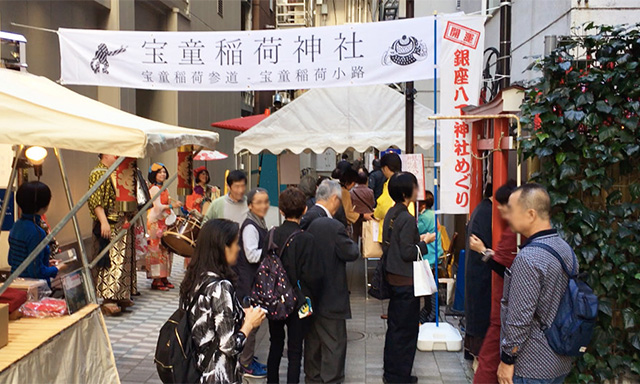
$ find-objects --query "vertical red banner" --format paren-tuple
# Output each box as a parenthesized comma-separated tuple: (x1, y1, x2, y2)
(115, 157, 137, 212)
(177, 145, 193, 196)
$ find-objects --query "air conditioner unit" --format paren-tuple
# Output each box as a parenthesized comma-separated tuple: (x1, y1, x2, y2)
(0, 31, 27, 71)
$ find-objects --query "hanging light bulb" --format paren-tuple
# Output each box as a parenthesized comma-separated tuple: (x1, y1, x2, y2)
(25, 146, 47, 178)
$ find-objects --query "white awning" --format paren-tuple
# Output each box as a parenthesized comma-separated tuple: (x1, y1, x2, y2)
(234, 85, 435, 154)
(0, 68, 218, 158)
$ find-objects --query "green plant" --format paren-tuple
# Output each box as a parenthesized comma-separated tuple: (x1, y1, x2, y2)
(520, 23, 640, 382)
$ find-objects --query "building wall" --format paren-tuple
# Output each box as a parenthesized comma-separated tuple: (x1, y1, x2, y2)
(0, 0, 242, 269)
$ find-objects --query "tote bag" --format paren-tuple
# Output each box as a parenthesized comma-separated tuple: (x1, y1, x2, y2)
(362, 220, 383, 259)
(413, 245, 437, 297)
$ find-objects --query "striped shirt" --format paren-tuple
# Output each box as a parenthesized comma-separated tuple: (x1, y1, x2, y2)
(500, 229, 575, 379)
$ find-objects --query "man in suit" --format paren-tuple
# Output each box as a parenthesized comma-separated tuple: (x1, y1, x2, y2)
(303, 180, 360, 383)
(300, 180, 343, 230)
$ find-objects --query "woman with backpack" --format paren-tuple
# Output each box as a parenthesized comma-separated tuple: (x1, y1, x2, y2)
(179, 219, 265, 384)
(266, 187, 319, 384)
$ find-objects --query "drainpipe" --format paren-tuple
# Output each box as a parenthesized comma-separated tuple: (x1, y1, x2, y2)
(498, 1, 511, 90)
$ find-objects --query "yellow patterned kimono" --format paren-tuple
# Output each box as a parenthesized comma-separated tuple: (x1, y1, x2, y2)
(88, 162, 137, 300)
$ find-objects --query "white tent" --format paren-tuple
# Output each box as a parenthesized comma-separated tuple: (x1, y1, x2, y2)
(234, 85, 435, 154)
(0, 68, 218, 157)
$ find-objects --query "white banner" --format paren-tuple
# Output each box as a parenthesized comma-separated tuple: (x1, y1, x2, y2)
(439, 16, 485, 214)
(59, 17, 438, 91)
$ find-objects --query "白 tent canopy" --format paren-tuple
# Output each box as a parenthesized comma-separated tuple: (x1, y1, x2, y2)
(234, 85, 435, 155)
(0, 68, 218, 158)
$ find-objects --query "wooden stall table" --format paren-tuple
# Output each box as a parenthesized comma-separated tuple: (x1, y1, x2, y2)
(0, 304, 120, 384)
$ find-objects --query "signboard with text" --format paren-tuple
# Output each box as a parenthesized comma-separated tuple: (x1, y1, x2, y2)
(59, 17, 437, 91)
(439, 17, 485, 214)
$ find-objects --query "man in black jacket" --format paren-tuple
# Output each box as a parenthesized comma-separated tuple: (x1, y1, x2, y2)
(303, 180, 360, 383)
(300, 180, 343, 230)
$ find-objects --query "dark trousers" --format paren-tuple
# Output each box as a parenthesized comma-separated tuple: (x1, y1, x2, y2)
(267, 315, 310, 384)
(383, 285, 420, 383)
(304, 315, 347, 384)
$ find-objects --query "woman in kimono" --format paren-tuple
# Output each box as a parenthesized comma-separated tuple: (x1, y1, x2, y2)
(146, 163, 182, 291)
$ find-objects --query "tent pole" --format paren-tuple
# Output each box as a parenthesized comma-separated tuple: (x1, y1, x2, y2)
(433, 12, 440, 327)
(89, 171, 178, 269)
(277, 154, 282, 225)
(0, 156, 126, 297)
(54, 148, 97, 303)
(405, 0, 415, 154)
(0, 145, 24, 236)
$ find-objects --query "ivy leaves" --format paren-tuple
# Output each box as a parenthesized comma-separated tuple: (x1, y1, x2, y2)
(521, 22, 640, 382)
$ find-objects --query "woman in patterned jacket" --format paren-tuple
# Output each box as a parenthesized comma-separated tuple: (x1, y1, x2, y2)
(179, 219, 265, 384)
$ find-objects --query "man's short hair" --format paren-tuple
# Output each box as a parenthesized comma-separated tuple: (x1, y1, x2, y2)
(299, 175, 317, 199)
(279, 187, 307, 219)
(16, 181, 52, 214)
(315, 179, 342, 202)
(514, 183, 551, 219)
(356, 168, 369, 185)
(380, 152, 402, 174)
(226, 170, 247, 187)
(495, 180, 517, 205)
(339, 167, 358, 186)
(389, 172, 417, 204)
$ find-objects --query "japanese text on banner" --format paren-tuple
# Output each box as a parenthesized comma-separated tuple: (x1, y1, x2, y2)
(439, 18, 484, 214)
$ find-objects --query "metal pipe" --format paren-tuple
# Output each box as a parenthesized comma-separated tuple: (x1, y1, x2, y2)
(405, 0, 415, 154)
(432, 12, 439, 327)
(0, 156, 126, 296)
(0, 145, 24, 236)
(54, 148, 97, 303)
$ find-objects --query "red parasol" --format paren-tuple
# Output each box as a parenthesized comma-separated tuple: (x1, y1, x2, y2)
(193, 150, 228, 161)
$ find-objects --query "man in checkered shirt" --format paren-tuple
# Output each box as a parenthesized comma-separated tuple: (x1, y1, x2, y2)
(498, 184, 575, 384)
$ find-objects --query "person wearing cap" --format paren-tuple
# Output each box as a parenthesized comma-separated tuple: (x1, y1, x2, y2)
(146, 162, 182, 291)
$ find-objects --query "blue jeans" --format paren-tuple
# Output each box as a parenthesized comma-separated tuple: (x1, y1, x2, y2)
(513, 375, 567, 384)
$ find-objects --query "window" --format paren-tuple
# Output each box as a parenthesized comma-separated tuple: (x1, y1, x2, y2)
(218, 0, 223, 17)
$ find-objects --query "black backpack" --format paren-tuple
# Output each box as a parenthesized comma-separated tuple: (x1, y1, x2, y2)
(155, 281, 215, 384)
(250, 229, 301, 321)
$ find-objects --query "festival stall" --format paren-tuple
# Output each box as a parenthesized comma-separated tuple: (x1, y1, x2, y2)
(0, 67, 218, 383)
(234, 84, 435, 154)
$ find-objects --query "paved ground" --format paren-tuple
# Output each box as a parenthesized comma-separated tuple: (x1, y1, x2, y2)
(105, 255, 473, 384)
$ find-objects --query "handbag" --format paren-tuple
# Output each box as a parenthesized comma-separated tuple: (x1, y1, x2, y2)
(362, 220, 383, 259)
(413, 245, 437, 297)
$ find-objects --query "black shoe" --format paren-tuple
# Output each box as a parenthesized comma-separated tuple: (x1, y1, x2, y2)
(410, 376, 418, 383)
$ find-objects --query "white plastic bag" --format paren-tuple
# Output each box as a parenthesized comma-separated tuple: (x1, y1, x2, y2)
(413, 245, 437, 297)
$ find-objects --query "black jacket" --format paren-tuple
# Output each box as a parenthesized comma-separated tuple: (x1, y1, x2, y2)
(300, 204, 327, 230)
(234, 219, 268, 301)
(368, 169, 386, 202)
(464, 198, 493, 338)
(382, 203, 428, 278)
(307, 217, 359, 320)
(270, 220, 321, 303)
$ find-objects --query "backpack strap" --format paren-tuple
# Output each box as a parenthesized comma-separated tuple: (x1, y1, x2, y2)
(278, 230, 302, 259)
(527, 242, 577, 278)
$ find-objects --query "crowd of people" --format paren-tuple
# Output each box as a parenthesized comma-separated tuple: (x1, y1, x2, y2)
(6, 150, 580, 384)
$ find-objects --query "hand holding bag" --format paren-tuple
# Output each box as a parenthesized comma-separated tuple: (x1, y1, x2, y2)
(413, 245, 437, 297)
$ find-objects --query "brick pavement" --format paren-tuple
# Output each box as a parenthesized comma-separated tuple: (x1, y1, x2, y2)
(105, 255, 473, 384)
